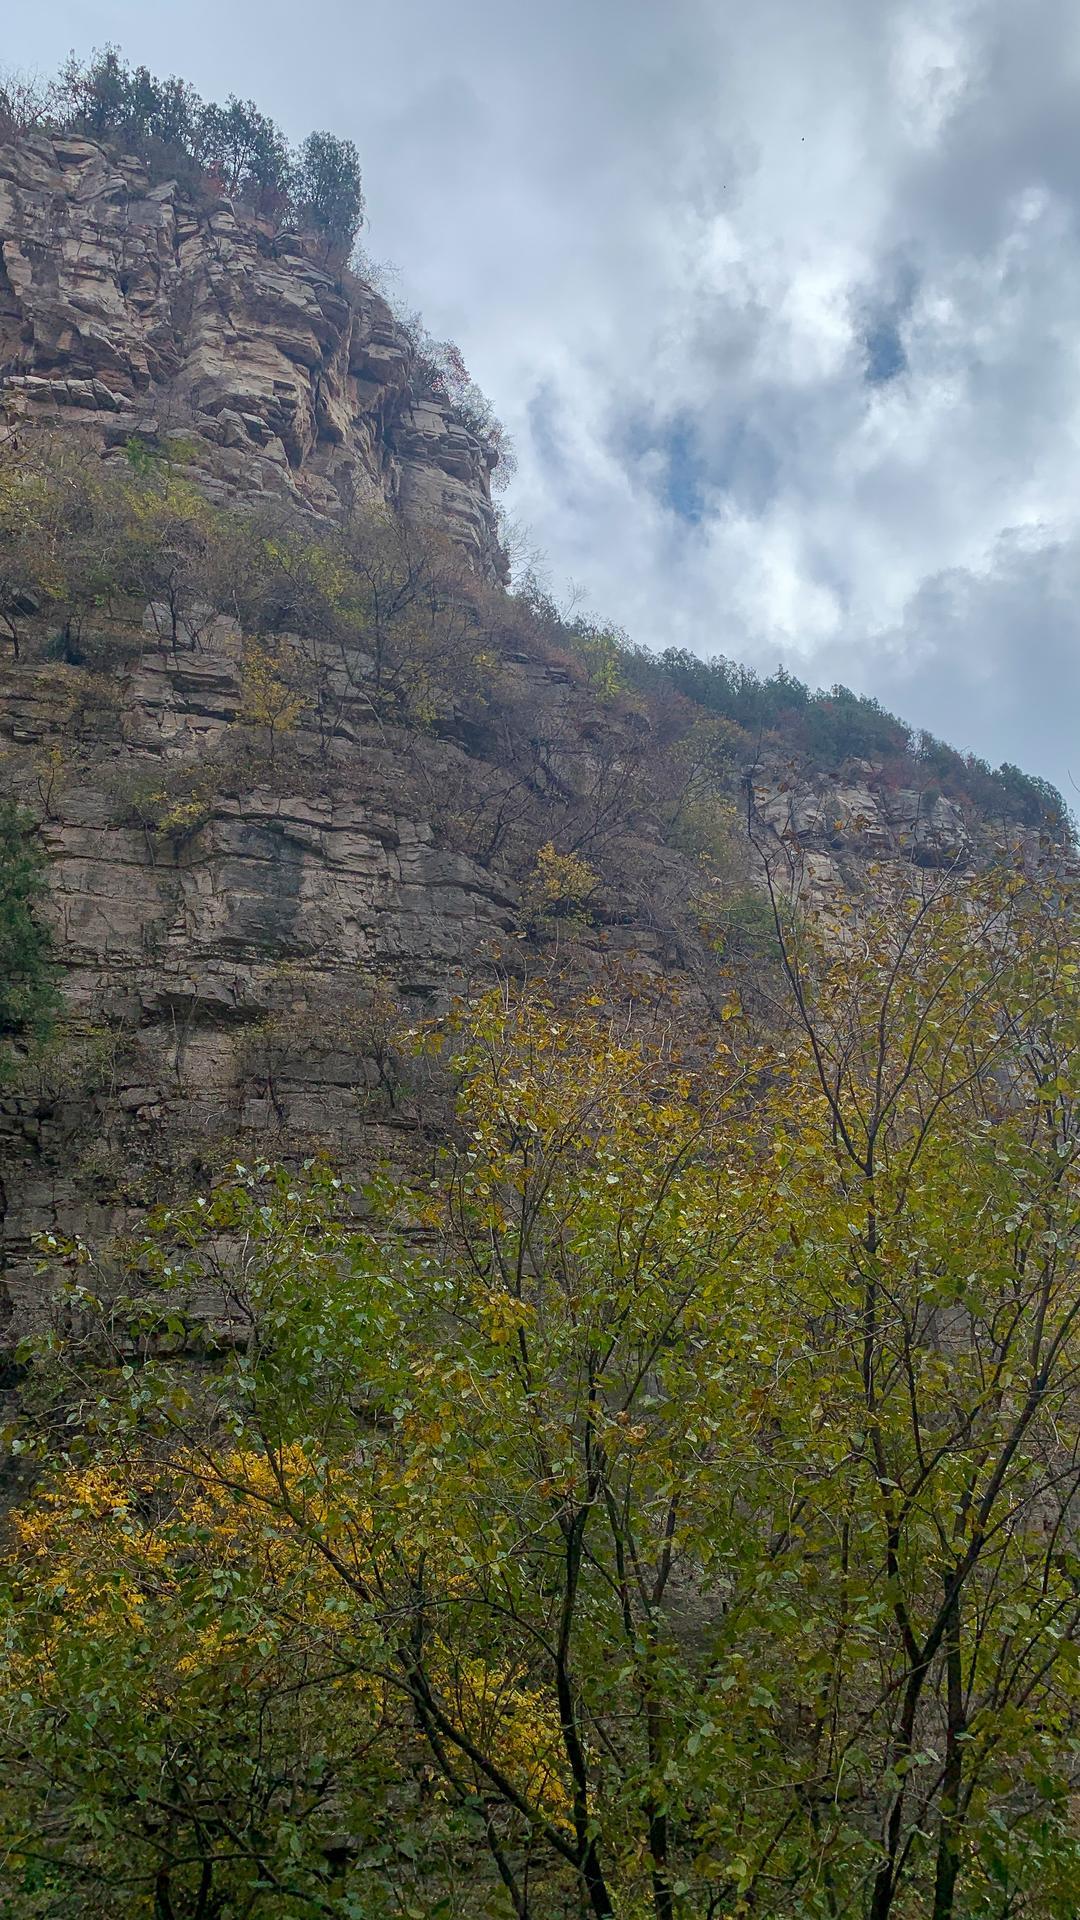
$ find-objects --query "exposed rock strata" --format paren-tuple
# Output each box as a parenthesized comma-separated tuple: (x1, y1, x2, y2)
(0, 132, 505, 574)
(0, 595, 1035, 1334)
(0, 613, 696, 1329)
(0, 132, 1062, 1349)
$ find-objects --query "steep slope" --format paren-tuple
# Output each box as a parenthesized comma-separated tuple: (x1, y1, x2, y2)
(0, 563, 1058, 1337)
(0, 123, 1070, 1344)
(0, 131, 504, 574)
(0, 574, 727, 1326)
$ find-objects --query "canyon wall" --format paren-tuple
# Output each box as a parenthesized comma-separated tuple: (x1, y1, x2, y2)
(0, 128, 1060, 1343)
(0, 130, 505, 574)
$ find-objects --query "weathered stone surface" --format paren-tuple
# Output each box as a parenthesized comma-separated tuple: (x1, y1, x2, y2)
(0, 133, 506, 575)
(0, 611, 553, 1328)
(750, 762, 976, 910)
(0, 132, 1066, 1357)
(0, 590, 1063, 1342)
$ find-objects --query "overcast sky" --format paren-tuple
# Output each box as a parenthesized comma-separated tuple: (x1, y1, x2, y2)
(7, 1, 1080, 796)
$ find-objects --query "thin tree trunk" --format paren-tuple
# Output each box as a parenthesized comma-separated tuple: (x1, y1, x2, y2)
(153, 1866, 176, 1920)
(932, 1577, 965, 1920)
(869, 1666, 923, 1920)
(645, 1678, 674, 1920)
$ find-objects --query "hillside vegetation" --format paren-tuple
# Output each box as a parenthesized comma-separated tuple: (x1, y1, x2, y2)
(4, 866, 1080, 1919)
(0, 426, 1078, 1920)
(0, 434, 1068, 844)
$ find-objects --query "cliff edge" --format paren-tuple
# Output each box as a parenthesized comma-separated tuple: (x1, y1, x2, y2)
(0, 131, 506, 576)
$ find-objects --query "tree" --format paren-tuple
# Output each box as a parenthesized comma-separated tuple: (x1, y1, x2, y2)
(196, 94, 293, 211)
(110, 453, 219, 650)
(19, 50, 362, 239)
(0, 802, 57, 1083)
(239, 639, 304, 766)
(0, 1445, 433, 1919)
(6, 1008, 777, 1917)
(57, 45, 130, 139)
(522, 841, 599, 922)
(295, 131, 364, 250)
(0, 68, 62, 143)
(0, 457, 68, 659)
(747, 841, 1080, 1920)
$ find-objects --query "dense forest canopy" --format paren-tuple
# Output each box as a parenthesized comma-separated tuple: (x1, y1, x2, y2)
(4, 866, 1080, 1917)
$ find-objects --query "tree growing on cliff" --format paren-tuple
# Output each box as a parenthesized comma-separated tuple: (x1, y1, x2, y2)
(0, 70, 63, 143)
(4, 50, 366, 249)
(0, 803, 57, 1083)
(0, 455, 73, 659)
(295, 131, 364, 252)
(239, 638, 305, 765)
(395, 324, 516, 489)
(196, 93, 293, 214)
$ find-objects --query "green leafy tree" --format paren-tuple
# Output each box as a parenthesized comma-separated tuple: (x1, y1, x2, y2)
(196, 93, 293, 210)
(747, 847, 1080, 1920)
(0, 802, 57, 1083)
(296, 130, 364, 249)
(57, 44, 130, 138)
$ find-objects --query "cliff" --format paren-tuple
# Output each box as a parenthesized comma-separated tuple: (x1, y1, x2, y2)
(0, 591, 1044, 1336)
(0, 606, 702, 1332)
(0, 131, 505, 575)
(0, 127, 1067, 1345)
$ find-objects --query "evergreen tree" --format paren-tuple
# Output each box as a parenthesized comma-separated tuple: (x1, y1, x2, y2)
(296, 129, 364, 247)
(0, 803, 57, 1082)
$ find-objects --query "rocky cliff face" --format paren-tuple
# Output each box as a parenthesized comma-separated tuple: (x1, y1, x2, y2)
(750, 760, 974, 911)
(0, 579, 1031, 1336)
(0, 131, 505, 574)
(0, 127, 1063, 1347)
(0, 608, 713, 1334)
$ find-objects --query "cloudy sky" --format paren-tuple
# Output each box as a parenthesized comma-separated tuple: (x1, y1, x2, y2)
(8, 0, 1080, 796)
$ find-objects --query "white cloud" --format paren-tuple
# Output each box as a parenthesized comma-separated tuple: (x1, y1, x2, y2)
(889, 4, 978, 148)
